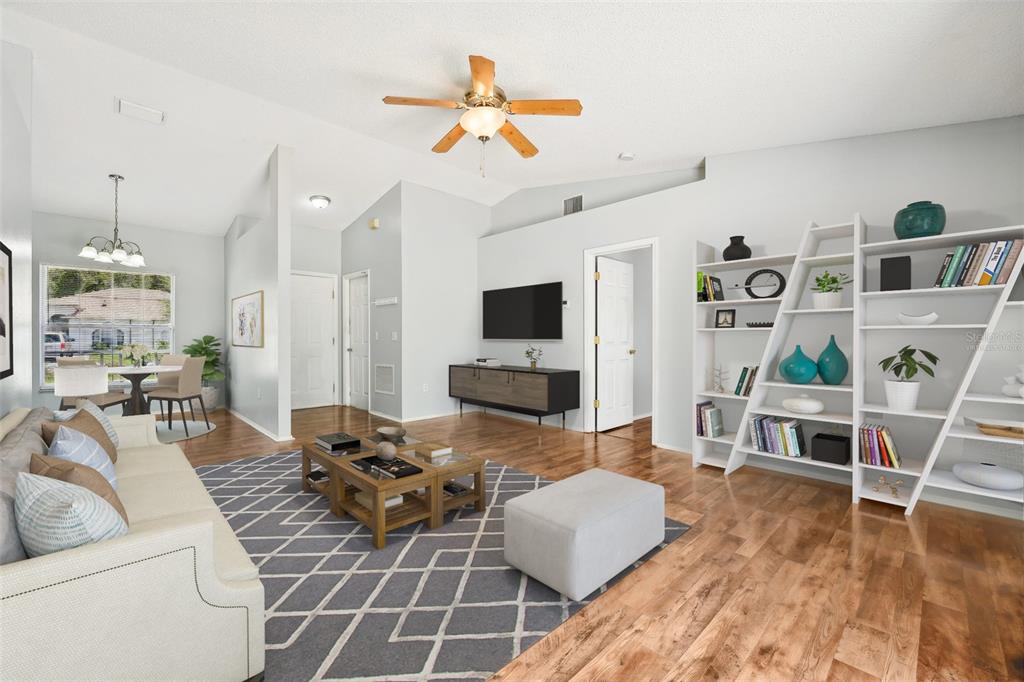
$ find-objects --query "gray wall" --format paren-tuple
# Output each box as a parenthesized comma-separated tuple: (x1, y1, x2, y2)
(488, 167, 704, 236)
(478, 116, 1024, 448)
(615, 248, 653, 419)
(0, 41, 33, 414)
(340, 183, 403, 419)
(31, 212, 225, 408)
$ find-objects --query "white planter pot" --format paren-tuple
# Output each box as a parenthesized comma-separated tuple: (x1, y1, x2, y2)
(201, 385, 220, 410)
(884, 380, 920, 411)
(812, 291, 843, 310)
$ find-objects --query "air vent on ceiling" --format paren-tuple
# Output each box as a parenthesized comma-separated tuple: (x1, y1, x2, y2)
(563, 194, 583, 216)
(374, 364, 396, 395)
(117, 98, 166, 125)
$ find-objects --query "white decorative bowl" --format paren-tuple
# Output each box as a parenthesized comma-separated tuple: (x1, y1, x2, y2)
(952, 462, 1024, 491)
(376, 426, 406, 442)
(898, 311, 938, 326)
(782, 394, 825, 414)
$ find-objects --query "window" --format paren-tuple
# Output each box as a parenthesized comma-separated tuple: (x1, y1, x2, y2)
(40, 265, 174, 387)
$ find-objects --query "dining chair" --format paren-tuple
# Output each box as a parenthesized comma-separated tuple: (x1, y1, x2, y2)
(146, 356, 208, 436)
(54, 356, 129, 412)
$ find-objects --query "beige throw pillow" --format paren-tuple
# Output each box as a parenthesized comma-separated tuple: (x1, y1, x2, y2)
(42, 411, 117, 464)
(30, 453, 128, 524)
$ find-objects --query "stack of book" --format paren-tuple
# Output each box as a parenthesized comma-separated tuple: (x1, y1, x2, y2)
(932, 239, 1021, 288)
(695, 400, 724, 438)
(733, 365, 759, 397)
(749, 415, 807, 457)
(696, 272, 725, 302)
(859, 424, 902, 468)
(354, 491, 404, 510)
(404, 442, 455, 466)
(315, 432, 362, 455)
(474, 358, 502, 367)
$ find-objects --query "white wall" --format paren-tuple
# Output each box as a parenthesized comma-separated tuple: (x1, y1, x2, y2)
(223, 145, 292, 440)
(478, 116, 1024, 449)
(340, 183, 403, 419)
(401, 181, 490, 421)
(0, 41, 33, 414)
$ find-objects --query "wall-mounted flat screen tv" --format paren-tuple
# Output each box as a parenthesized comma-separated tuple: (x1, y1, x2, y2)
(482, 282, 563, 339)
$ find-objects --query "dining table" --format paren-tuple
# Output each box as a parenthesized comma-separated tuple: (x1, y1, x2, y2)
(107, 365, 183, 416)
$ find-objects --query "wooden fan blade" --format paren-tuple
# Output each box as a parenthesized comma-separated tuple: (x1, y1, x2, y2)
(507, 99, 583, 116)
(432, 123, 467, 153)
(469, 55, 495, 96)
(498, 120, 538, 158)
(383, 96, 462, 109)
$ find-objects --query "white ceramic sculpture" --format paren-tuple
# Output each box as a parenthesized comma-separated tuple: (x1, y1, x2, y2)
(952, 462, 1024, 491)
(897, 311, 938, 326)
(782, 394, 825, 414)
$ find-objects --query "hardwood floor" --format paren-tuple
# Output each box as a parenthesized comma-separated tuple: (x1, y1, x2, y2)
(180, 407, 1024, 681)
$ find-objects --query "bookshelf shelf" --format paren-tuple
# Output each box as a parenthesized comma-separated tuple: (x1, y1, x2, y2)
(859, 404, 948, 420)
(860, 224, 1023, 255)
(945, 424, 1024, 446)
(783, 308, 853, 315)
(697, 452, 730, 469)
(696, 327, 772, 332)
(1005, 301, 1024, 308)
(737, 446, 853, 472)
(925, 469, 1024, 503)
(860, 459, 926, 476)
(696, 297, 784, 307)
(859, 324, 987, 331)
(801, 252, 855, 267)
(809, 222, 854, 240)
(696, 432, 737, 446)
(858, 486, 909, 507)
(962, 392, 1024, 406)
(759, 380, 853, 393)
(697, 391, 749, 401)
(696, 253, 797, 272)
(860, 285, 1006, 299)
(752, 406, 854, 425)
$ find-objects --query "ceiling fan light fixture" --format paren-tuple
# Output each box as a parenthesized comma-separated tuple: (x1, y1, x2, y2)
(459, 106, 506, 141)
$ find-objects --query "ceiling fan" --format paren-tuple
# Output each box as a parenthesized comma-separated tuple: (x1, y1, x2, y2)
(382, 55, 582, 161)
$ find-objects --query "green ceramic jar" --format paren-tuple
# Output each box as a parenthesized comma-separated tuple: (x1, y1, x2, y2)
(894, 201, 946, 240)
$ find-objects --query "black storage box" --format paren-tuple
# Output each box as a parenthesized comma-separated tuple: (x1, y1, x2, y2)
(880, 256, 911, 291)
(811, 433, 851, 465)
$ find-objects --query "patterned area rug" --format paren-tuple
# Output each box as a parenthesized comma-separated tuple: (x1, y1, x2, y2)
(196, 452, 688, 682)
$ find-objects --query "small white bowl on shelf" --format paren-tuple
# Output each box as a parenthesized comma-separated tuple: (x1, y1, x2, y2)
(897, 311, 938, 326)
(781, 394, 825, 414)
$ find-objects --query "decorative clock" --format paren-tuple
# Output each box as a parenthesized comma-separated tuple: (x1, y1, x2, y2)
(743, 269, 786, 299)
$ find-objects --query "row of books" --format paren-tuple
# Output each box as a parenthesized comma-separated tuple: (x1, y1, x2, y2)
(859, 424, 902, 468)
(696, 272, 725, 302)
(695, 400, 724, 438)
(749, 415, 807, 457)
(733, 365, 759, 396)
(933, 239, 1021, 288)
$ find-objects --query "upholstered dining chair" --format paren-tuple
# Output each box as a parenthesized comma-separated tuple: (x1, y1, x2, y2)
(54, 356, 129, 412)
(146, 356, 208, 437)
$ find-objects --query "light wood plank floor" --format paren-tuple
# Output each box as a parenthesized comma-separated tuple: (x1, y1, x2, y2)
(178, 407, 1024, 681)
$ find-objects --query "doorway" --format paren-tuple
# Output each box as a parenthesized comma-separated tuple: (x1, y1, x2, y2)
(342, 270, 371, 411)
(582, 239, 658, 443)
(290, 271, 338, 410)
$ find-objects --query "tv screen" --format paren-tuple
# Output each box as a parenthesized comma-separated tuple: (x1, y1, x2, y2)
(482, 282, 563, 339)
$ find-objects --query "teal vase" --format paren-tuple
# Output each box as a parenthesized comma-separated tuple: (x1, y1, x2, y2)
(894, 201, 945, 240)
(779, 345, 818, 384)
(816, 335, 849, 385)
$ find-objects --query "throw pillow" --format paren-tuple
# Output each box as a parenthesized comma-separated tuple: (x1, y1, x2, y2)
(45, 426, 118, 490)
(52, 401, 120, 448)
(0, 464, 27, 564)
(14, 472, 127, 558)
(31, 453, 128, 524)
(42, 410, 117, 464)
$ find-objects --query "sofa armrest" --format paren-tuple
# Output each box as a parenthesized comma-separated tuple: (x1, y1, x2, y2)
(107, 414, 161, 449)
(0, 521, 264, 681)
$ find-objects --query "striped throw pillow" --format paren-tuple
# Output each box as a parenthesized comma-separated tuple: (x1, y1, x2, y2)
(14, 473, 127, 557)
(47, 425, 118, 490)
(53, 400, 120, 448)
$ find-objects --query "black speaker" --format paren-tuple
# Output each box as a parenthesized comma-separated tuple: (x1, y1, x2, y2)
(880, 256, 911, 291)
(811, 433, 851, 465)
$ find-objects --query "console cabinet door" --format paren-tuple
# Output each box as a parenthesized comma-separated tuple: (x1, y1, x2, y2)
(476, 369, 513, 404)
(505, 372, 549, 411)
(450, 367, 478, 398)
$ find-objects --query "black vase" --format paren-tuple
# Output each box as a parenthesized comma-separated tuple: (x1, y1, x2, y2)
(722, 236, 751, 261)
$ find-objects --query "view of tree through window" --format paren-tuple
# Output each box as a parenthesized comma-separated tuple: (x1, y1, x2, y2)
(41, 265, 174, 385)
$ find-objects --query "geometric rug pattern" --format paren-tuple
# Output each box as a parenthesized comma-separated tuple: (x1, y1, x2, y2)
(196, 451, 688, 681)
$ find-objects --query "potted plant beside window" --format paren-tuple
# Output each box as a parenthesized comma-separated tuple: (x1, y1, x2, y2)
(183, 335, 225, 409)
(879, 345, 939, 411)
(810, 271, 852, 310)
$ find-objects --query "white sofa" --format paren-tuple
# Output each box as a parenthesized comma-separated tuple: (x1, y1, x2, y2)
(0, 409, 264, 681)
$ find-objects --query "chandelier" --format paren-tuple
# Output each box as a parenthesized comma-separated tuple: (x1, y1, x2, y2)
(77, 174, 146, 267)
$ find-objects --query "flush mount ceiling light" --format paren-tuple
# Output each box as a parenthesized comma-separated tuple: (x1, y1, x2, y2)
(309, 194, 331, 209)
(78, 174, 146, 268)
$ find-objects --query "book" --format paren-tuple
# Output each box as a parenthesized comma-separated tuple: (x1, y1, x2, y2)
(961, 242, 988, 286)
(354, 491, 404, 510)
(710, 277, 725, 301)
(933, 252, 954, 287)
(941, 245, 967, 287)
(793, 423, 807, 456)
(707, 407, 724, 438)
(995, 240, 1023, 285)
(742, 366, 759, 397)
(990, 239, 1014, 283)
(315, 432, 362, 453)
(978, 241, 1008, 285)
(971, 242, 997, 285)
(952, 243, 977, 286)
(734, 367, 749, 396)
(880, 427, 901, 468)
(697, 271, 707, 302)
(350, 456, 423, 479)
(695, 400, 712, 436)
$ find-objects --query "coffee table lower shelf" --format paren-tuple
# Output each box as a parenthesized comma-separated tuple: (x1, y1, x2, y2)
(337, 484, 433, 532)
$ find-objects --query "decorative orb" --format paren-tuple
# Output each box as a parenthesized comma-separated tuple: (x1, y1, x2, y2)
(953, 462, 1024, 491)
(375, 441, 398, 462)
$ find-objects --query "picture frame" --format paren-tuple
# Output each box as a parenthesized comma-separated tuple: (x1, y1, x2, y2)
(231, 290, 264, 347)
(0, 241, 11, 380)
(715, 308, 736, 329)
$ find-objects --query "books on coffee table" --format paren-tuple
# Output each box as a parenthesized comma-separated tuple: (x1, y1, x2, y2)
(354, 491, 404, 510)
(315, 432, 362, 455)
(403, 442, 454, 465)
(350, 455, 423, 479)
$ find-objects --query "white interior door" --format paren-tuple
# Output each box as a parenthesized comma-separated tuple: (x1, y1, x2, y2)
(290, 273, 337, 410)
(596, 256, 634, 431)
(346, 273, 370, 411)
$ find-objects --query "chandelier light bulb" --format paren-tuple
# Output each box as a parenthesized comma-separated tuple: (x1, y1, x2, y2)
(78, 244, 98, 259)
(459, 106, 506, 140)
(94, 250, 114, 264)
(127, 253, 145, 267)
(110, 247, 128, 262)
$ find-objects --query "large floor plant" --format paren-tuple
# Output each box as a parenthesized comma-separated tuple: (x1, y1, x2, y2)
(183, 335, 225, 408)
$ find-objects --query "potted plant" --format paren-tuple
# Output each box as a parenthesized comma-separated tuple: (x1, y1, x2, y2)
(524, 345, 543, 370)
(121, 343, 152, 367)
(810, 271, 852, 310)
(183, 335, 226, 409)
(879, 345, 938, 411)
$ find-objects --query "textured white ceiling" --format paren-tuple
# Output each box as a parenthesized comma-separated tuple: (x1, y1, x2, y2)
(5, 2, 1023, 234)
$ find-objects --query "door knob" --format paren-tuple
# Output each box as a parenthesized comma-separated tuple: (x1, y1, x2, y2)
(628, 348, 637, 355)
(346, 348, 353, 352)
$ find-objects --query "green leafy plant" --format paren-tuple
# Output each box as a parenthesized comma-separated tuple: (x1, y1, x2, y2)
(879, 345, 939, 381)
(524, 345, 543, 363)
(182, 335, 225, 385)
(810, 271, 853, 293)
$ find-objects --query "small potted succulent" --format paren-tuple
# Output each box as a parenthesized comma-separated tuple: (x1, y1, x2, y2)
(810, 271, 852, 310)
(524, 345, 543, 370)
(879, 345, 939, 411)
(183, 335, 226, 408)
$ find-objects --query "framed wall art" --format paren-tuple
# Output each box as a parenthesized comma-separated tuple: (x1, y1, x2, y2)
(231, 290, 264, 348)
(0, 240, 12, 379)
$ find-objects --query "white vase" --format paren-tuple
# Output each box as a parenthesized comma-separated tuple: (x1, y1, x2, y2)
(812, 291, 843, 310)
(884, 380, 920, 411)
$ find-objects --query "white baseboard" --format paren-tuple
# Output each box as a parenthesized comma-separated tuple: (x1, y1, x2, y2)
(369, 409, 403, 423)
(652, 441, 688, 454)
(402, 408, 479, 423)
(228, 409, 292, 442)
(633, 412, 652, 420)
